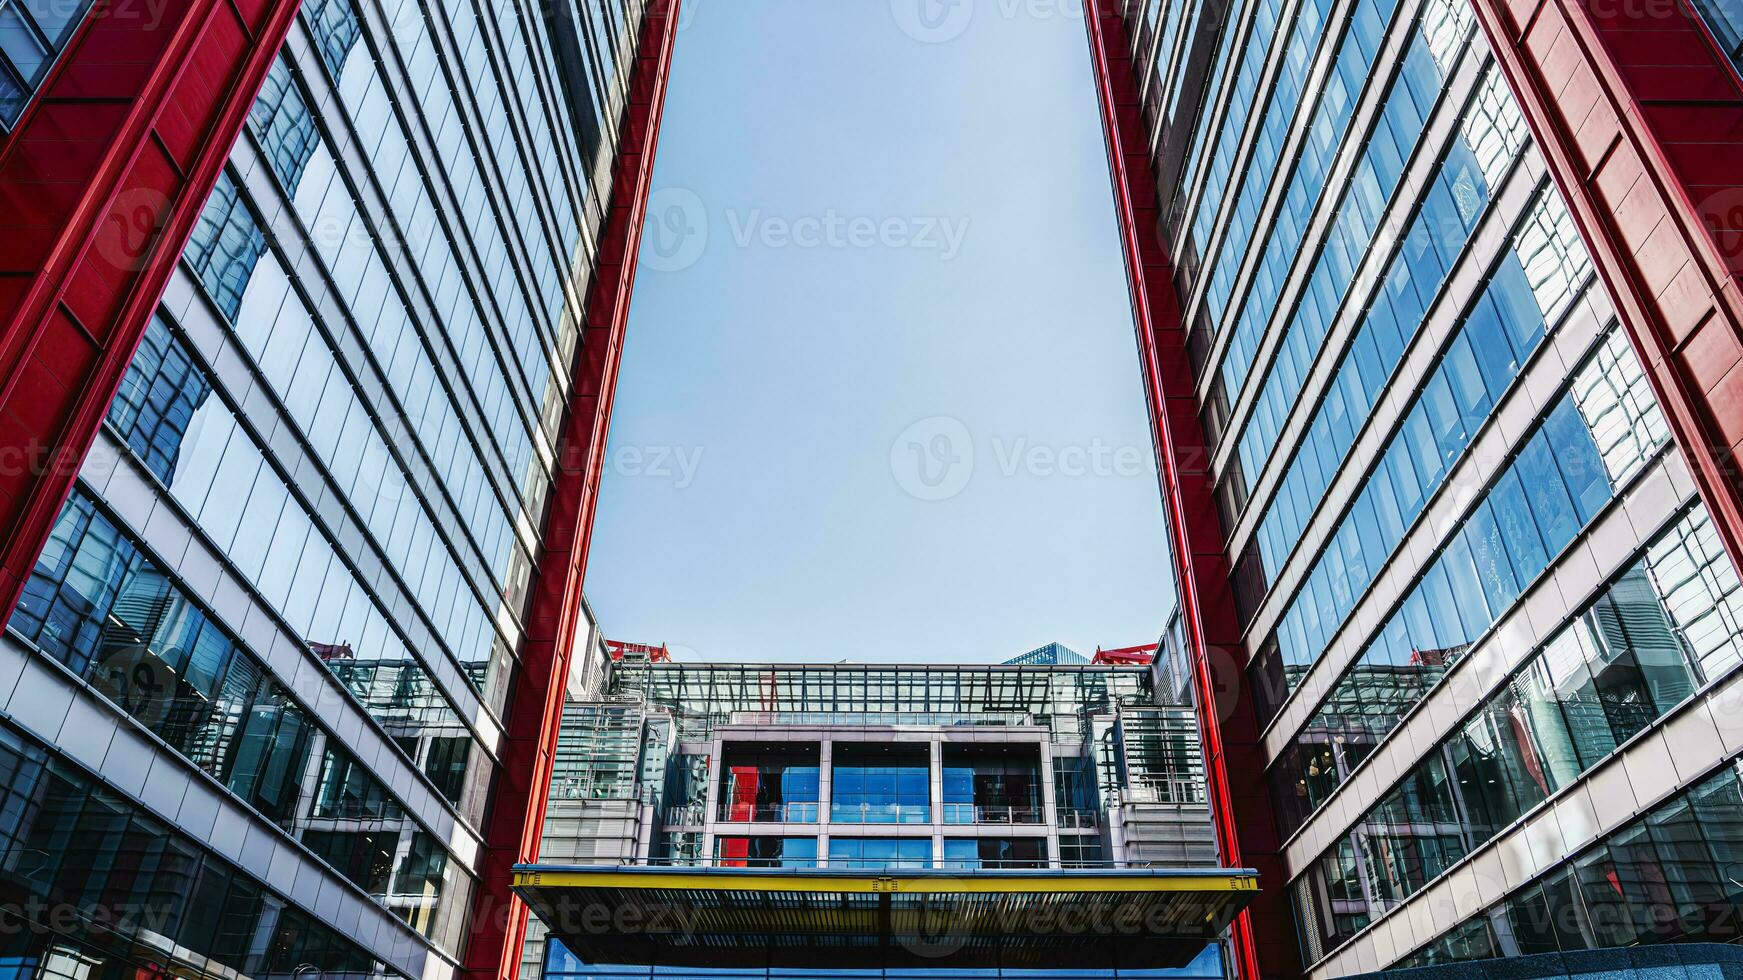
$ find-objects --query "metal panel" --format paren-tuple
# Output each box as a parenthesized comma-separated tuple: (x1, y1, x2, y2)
(459, 2, 683, 978)
(1083, 0, 1301, 977)
(0, 0, 299, 621)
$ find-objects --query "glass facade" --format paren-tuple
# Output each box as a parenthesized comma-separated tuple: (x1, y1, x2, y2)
(616, 663, 1150, 742)
(1291, 503, 1743, 958)
(718, 745, 821, 822)
(1269, 321, 1674, 834)
(1129, 0, 1743, 966)
(832, 746, 931, 824)
(0, 0, 645, 975)
(1398, 763, 1743, 966)
(1688, 0, 1743, 73)
(5, 0, 1738, 974)
(0, 715, 394, 978)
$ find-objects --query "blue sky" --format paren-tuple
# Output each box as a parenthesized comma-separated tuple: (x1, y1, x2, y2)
(583, 0, 1176, 664)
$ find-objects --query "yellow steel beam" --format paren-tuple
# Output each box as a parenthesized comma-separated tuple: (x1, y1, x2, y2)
(513, 869, 1258, 895)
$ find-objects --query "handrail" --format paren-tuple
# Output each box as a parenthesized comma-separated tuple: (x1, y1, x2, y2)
(715, 801, 821, 823)
(828, 802, 933, 824)
(940, 803, 1045, 824)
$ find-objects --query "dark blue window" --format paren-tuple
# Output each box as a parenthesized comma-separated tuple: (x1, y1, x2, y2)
(832, 749, 930, 824)
(107, 315, 212, 485)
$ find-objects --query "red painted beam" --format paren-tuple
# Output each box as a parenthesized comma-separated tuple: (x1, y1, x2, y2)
(1082, 2, 1300, 978)
(0, 0, 300, 619)
(460, 1, 681, 977)
(1464, 0, 1743, 571)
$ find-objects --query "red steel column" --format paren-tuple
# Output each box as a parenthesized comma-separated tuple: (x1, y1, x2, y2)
(0, 0, 299, 618)
(1465, 0, 1743, 567)
(1084, 3, 1300, 979)
(460, 1, 680, 977)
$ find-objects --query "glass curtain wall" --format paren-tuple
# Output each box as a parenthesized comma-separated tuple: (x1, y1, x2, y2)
(831, 745, 931, 825)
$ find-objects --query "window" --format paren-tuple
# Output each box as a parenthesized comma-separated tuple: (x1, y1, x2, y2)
(0, 717, 392, 977)
(827, 837, 930, 869)
(249, 57, 318, 190)
(718, 745, 820, 823)
(1293, 504, 1742, 960)
(1690, 0, 1743, 71)
(184, 172, 266, 319)
(942, 838, 1045, 869)
(831, 746, 930, 824)
(942, 746, 1042, 823)
(713, 836, 817, 868)
(302, 0, 360, 76)
(107, 315, 213, 484)
(0, 0, 100, 126)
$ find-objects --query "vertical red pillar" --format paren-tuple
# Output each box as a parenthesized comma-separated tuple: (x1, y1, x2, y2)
(1465, 0, 1743, 568)
(1083, 3, 1300, 978)
(461, 1, 680, 977)
(0, 0, 300, 619)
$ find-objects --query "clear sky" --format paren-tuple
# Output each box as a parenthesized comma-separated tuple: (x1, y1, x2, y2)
(583, 0, 1177, 664)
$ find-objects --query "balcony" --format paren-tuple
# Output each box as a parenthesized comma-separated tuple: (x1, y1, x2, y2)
(1123, 779, 1207, 806)
(663, 801, 707, 825)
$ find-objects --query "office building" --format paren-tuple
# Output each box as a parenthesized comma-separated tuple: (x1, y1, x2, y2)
(1089, 0, 1743, 974)
(0, 0, 678, 977)
(3, 0, 1743, 973)
(513, 655, 1236, 977)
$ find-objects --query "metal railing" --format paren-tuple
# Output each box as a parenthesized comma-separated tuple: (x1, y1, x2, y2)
(1057, 808, 1100, 829)
(725, 711, 1034, 727)
(613, 856, 1189, 871)
(715, 801, 821, 823)
(829, 802, 933, 824)
(940, 803, 1044, 825)
(663, 801, 708, 825)
(1124, 779, 1209, 805)
(548, 778, 641, 802)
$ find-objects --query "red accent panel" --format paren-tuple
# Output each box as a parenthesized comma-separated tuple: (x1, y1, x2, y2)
(0, 0, 300, 619)
(460, 2, 681, 977)
(727, 766, 758, 821)
(716, 836, 750, 868)
(1083, 3, 1299, 979)
(1465, 0, 1743, 570)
